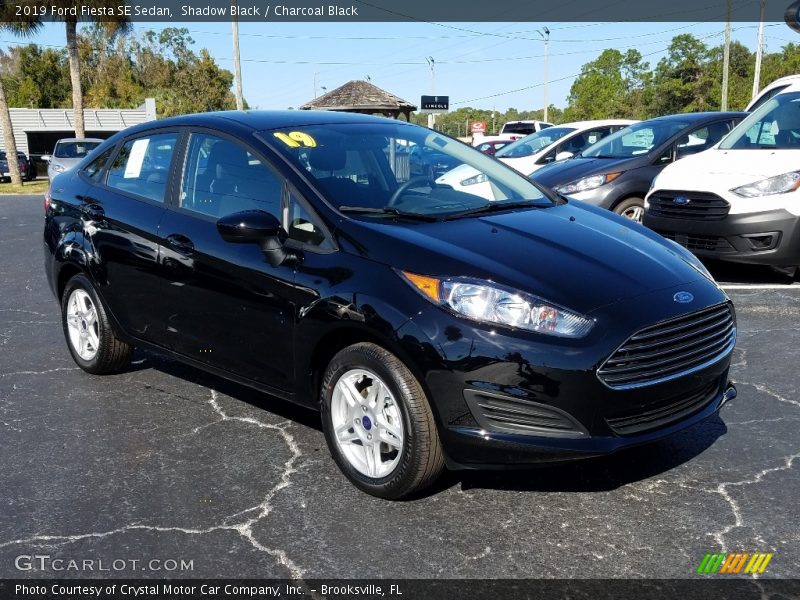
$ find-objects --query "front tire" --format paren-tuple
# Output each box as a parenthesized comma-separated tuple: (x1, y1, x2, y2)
(320, 343, 445, 499)
(61, 274, 133, 374)
(613, 197, 645, 223)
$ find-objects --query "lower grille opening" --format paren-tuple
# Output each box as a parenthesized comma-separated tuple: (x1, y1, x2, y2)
(463, 390, 586, 437)
(606, 382, 720, 436)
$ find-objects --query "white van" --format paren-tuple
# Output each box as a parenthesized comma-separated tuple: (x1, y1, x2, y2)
(746, 74, 800, 112)
(644, 82, 800, 272)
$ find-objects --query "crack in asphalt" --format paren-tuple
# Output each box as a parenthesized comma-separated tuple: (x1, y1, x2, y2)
(696, 381, 800, 555)
(0, 389, 305, 579)
(0, 367, 79, 378)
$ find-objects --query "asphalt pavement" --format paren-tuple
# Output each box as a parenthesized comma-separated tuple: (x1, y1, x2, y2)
(1, 194, 798, 580)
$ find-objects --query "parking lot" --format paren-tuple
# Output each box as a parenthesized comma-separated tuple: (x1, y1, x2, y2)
(1, 193, 798, 579)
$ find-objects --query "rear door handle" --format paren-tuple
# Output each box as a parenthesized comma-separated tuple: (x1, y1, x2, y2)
(165, 233, 195, 255)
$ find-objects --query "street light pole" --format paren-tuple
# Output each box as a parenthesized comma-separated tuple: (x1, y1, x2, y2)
(752, 0, 767, 100)
(426, 56, 436, 129)
(231, 0, 244, 111)
(721, 0, 732, 111)
(538, 27, 550, 123)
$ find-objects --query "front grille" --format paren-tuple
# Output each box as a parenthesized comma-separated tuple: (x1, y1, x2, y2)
(648, 191, 730, 221)
(597, 303, 736, 389)
(658, 230, 736, 254)
(463, 390, 585, 437)
(606, 381, 719, 436)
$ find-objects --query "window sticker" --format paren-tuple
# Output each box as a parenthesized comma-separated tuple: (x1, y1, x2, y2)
(124, 138, 150, 179)
(273, 131, 317, 148)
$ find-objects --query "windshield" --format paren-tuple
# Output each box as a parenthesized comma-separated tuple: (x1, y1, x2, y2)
(495, 127, 577, 158)
(265, 122, 553, 217)
(720, 91, 800, 150)
(580, 119, 689, 159)
(54, 141, 101, 159)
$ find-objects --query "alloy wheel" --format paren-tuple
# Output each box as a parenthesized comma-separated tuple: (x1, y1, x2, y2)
(65, 289, 100, 361)
(330, 368, 404, 478)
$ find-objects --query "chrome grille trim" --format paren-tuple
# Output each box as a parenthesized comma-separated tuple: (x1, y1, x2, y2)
(597, 303, 736, 390)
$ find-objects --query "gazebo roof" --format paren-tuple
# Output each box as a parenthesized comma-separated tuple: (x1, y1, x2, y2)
(300, 80, 417, 113)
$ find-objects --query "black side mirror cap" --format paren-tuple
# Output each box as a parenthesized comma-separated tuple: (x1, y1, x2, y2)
(216, 210, 299, 267)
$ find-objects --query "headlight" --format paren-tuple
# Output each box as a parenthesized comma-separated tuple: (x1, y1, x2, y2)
(731, 171, 800, 197)
(555, 172, 622, 194)
(460, 173, 488, 186)
(400, 272, 594, 338)
(52, 164, 65, 173)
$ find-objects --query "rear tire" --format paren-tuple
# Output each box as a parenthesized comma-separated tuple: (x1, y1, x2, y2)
(320, 342, 445, 499)
(61, 274, 133, 374)
(613, 197, 645, 223)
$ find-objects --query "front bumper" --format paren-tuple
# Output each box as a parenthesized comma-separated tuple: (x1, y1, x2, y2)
(396, 278, 736, 469)
(644, 207, 800, 266)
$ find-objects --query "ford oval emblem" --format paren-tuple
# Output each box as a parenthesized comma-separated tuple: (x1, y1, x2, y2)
(673, 196, 690, 205)
(674, 291, 694, 304)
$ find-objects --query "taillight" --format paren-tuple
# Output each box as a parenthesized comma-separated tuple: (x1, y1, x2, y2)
(44, 187, 51, 213)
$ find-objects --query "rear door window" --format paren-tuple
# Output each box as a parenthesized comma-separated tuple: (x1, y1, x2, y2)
(106, 133, 178, 203)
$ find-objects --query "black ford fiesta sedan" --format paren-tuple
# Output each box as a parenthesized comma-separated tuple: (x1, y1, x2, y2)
(43, 111, 737, 499)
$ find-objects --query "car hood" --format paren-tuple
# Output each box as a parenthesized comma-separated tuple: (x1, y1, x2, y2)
(50, 157, 83, 170)
(532, 156, 638, 188)
(341, 201, 707, 315)
(651, 148, 800, 192)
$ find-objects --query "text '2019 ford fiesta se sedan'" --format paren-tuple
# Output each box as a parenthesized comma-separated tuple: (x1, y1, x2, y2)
(44, 111, 738, 499)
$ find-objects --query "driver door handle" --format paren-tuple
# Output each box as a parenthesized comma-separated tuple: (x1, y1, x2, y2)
(165, 233, 195, 255)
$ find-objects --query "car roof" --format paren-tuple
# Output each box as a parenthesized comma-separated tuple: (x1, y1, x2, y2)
(555, 119, 638, 128)
(55, 138, 105, 143)
(141, 110, 404, 132)
(641, 111, 747, 124)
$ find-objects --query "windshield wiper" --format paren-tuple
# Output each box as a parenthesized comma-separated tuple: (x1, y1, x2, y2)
(338, 206, 440, 221)
(443, 201, 549, 220)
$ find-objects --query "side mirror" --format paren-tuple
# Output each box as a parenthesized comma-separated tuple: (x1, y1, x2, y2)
(216, 210, 298, 267)
(41, 155, 51, 162)
(555, 151, 574, 161)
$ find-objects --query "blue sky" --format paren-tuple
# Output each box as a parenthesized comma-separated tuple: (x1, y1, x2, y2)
(5, 20, 797, 112)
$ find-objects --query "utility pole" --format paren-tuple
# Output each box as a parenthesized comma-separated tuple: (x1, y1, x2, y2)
(721, 0, 732, 111)
(231, 0, 244, 110)
(752, 0, 767, 100)
(538, 27, 550, 123)
(426, 56, 436, 129)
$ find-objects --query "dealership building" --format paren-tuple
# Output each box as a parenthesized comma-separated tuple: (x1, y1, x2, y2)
(0, 98, 156, 157)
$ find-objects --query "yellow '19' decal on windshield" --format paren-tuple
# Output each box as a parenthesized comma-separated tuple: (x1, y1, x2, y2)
(273, 131, 317, 148)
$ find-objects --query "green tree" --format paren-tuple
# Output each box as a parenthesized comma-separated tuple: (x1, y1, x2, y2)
(564, 49, 629, 120)
(0, 15, 43, 185)
(649, 34, 710, 114)
(52, 0, 131, 137)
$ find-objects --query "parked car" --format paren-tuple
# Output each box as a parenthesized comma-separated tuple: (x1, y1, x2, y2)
(0, 150, 36, 181)
(46, 138, 103, 180)
(497, 119, 638, 174)
(746, 74, 800, 112)
(471, 133, 526, 146)
(408, 144, 460, 178)
(645, 83, 800, 274)
(500, 120, 553, 136)
(45, 110, 737, 499)
(531, 112, 746, 222)
(438, 120, 637, 200)
(475, 139, 510, 155)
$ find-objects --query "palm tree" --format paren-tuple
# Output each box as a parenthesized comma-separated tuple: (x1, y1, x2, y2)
(0, 18, 43, 186)
(58, 1, 131, 138)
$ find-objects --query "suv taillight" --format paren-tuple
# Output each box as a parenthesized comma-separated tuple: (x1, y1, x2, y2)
(44, 187, 51, 213)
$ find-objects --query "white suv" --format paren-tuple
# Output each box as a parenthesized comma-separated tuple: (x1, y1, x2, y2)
(644, 82, 800, 271)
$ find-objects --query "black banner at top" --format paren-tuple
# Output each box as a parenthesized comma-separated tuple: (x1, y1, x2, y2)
(1, 0, 798, 22)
